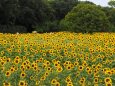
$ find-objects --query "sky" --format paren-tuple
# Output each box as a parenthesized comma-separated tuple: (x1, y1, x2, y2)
(80, 0, 109, 7)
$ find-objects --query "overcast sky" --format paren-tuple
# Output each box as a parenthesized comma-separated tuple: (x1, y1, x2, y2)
(80, 0, 109, 7)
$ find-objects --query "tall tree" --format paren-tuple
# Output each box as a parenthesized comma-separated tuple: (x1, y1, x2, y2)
(48, 0, 78, 20)
(0, 0, 18, 25)
(108, 0, 115, 7)
(16, 0, 54, 32)
(0, 0, 54, 32)
(60, 3, 110, 33)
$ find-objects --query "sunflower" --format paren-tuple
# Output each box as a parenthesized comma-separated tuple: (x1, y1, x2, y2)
(6, 58, 11, 62)
(51, 79, 57, 84)
(1, 67, 5, 72)
(44, 71, 49, 76)
(20, 71, 26, 78)
(104, 77, 112, 83)
(82, 61, 87, 67)
(1, 61, 5, 65)
(18, 80, 26, 86)
(78, 66, 84, 71)
(42, 63, 47, 68)
(57, 66, 63, 73)
(5, 71, 11, 77)
(66, 65, 72, 70)
(86, 67, 90, 71)
(3, 82, 11, 86)
(67, 84, 73, 86)
(23, 56, 27, 60)
(65, 61, 71, 65)
(74, 62, 79, 66)
(65, 77, 71, 83)
(47, 67, 52, 72)
(20, 65, 25, 71)
(81, 77, 85, 82)
(106, 83, 112, 86)
(94, 78, 98, 84)
(33, 66, 38, 71)
(46, 61, 50, 65)
(54, 63, 60, 67)
(26, 65, 31, 70)
(79, 79, 85, 85)
(35, 60, 40, 63)
(40, 76, 46, 81)
(105, 70, 112, 76)
(88, 70, 92, 74)
(35, 81, 40, 85)
(10, 67, 15, 73)
(14, 59, 20, 64)
(30, 76, 34, 80)
(92, 65, 96, 69)
(42, 53, 46, 56)
(31, 63, 36, 68)
(15, 56, 20, 59)
(1, 51, 4, 55)
(14, 67, 18, 71)
(55, 82, 60, 86)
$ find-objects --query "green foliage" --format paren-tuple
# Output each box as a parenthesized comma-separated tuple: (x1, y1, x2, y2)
(109, 24, 115, 32)
(0, 0, 18, 25)
(109, 8, 115, 25)
(0, 25, 27, 33)
(48, 0, 78, 20)
(60, 4, 110, 33)
(35, 21, 60, 33)
(78, 0, 95, 5)
(16, 0, 54, 32)
(0, 0, 54, 33)
(0, 0, 115, 33)
(101, 7, 115, 32)
(108, 0, 115, 7)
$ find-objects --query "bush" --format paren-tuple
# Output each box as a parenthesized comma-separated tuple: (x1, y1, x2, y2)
(101, 7, 115, 32)
(0, 25, 27, 33)
(34, 21, 60, 33)
(60, 4, 110, 33)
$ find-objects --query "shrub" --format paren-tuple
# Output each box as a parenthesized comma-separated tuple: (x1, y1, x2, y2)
(60, 4, 110, 33)
(34, 21, 60, 33)
(0, 25, 27, 33)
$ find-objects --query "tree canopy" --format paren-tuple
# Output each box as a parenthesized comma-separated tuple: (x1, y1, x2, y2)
(48, 0, 78, 20)
(108, 0, 115, 7)
(60, 4, 110, 33)
(0, 0, 54, 32)
(0, 0, 114, 33)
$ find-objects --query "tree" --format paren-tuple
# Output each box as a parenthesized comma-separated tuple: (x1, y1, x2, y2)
(0, 0, 54, 33)
(101, 7, 115, 32)
(108, 0, 115, 7)
(60, 4, 110, 33)
(0, 0, 18, 25)
(16, 0, 54, 32)
(48, 0, 78, 20)
(78, 0, 95, 5)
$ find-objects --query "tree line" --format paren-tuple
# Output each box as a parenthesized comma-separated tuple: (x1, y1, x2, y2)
(0, 0, 115, 33)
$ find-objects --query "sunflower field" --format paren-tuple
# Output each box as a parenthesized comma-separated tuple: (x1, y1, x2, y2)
(0, 32, 115, 86)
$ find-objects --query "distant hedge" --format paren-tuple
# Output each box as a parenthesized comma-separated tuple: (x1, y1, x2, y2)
(0, 25, 27, 33)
